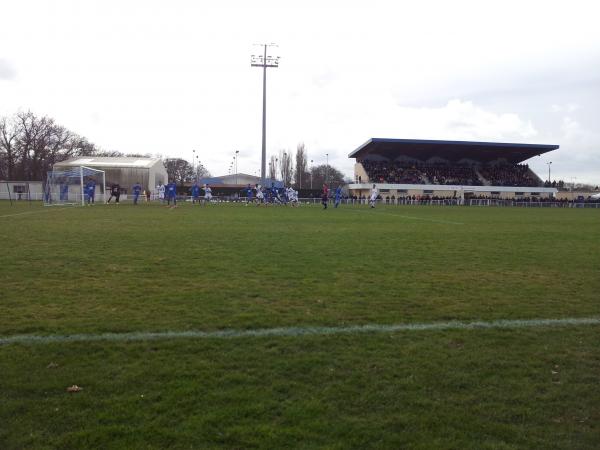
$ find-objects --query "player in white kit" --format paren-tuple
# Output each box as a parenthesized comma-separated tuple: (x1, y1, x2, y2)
(157, 183, 166, 203)
(289, 187, 299, 206)
(369, 184, 378, 208)
(203, 184, 212, 205)
(255, 184, 264, 205)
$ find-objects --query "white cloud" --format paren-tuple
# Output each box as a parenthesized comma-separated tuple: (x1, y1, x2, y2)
(551, 103, 580, 113)
(0, 59, 16, 80)
(561, 117, 583, 140)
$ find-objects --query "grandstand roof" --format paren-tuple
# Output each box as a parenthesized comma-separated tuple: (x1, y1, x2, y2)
(349, 138, 559, 164)
(54, 157, 163, 169)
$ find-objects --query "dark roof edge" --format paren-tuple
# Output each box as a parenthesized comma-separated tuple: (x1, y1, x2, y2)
(347, 138, 374, 157)
(349, 138, 560, 158)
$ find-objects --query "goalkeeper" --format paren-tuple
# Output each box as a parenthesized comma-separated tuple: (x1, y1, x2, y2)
(107, 183, 121, 204)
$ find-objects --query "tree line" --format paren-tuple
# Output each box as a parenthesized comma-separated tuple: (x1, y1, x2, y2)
(0, 111, 347, 188)
(165, 144, 346, 189)
(0, 111, 161, 181)
(269, 143, 346, 188)
(0, 111, 101, 181)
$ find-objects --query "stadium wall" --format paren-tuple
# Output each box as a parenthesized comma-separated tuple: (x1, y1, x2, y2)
(348, 183, 558, 199)
(0, 181, 44, 200)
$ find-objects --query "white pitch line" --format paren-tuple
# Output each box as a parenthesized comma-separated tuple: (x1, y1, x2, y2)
(0, 207, 72, 219)
(1, 317, 598, 346)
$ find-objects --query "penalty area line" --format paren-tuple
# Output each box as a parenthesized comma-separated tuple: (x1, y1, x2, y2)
(0, 207, 74, 219)
(1, 317, 599, 346)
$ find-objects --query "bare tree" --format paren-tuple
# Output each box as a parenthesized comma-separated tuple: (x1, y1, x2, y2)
(0, 116, 18, 180)
(0, 111, 100, 181)
(310, 164, 345, 188)
(165, 158, 195, 186)
(278, 150, 293, 186)
(268, 155, 277, 180)
(194, 163, 211, 180)
(294, 142, 309, 188)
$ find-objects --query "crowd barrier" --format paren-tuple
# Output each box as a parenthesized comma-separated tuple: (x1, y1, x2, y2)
(2, 193, 599, 208)
(469, 199, 600, 208)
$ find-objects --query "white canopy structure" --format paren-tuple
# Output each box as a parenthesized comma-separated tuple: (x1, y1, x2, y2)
(53, 157, 167, 195)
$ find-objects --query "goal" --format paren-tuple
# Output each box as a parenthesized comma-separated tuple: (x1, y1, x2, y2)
(44, 166, 106, 206)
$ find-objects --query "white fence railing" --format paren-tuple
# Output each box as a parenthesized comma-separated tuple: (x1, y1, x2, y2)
(469, 199, 600, 208)
(3, 193, 599, 209)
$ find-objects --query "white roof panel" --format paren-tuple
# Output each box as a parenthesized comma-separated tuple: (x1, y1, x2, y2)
(55, 157, 161, 169)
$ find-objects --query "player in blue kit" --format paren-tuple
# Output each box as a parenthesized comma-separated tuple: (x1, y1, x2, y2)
(60, 183, 69, 201)
(334, 185, 342, 208)
(132, 182, 142, 205)
(86, 180, 96, 205)
(270, 183, 283, 204)
(191, 182, 201, 204)
(166, 181, 177, 207)
(245, 184, 254, 205)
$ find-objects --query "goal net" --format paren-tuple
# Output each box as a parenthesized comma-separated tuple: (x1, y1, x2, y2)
(44, 166, 106, 206)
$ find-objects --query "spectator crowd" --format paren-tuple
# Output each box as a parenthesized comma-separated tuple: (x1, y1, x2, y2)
(477, 164, 539, 187)
(361, 161, 543, 187)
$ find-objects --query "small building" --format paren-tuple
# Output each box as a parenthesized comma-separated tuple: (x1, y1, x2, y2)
(0, 181, 44, 201)
(197, 173, 283, 196)
(53, 157, 168, 194)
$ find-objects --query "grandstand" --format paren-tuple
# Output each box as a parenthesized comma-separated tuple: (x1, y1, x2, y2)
(348, 138, 559, 201)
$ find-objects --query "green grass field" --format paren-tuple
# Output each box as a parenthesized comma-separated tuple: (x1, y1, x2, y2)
(1, 201, 599, 449)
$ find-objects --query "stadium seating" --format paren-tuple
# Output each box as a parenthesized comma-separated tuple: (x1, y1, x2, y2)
(360, 161, 542, 187)
(477, 164, 540, 187)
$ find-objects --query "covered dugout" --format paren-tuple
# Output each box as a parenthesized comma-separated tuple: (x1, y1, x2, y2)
(53, 157, 168, 196)
(349, 138, 559, 200)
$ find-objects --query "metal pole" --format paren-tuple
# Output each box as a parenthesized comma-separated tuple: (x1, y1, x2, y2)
(261, 44, 267, 187)
(235, 150, 239, 186)
(326, 153, 329, 185)
(80, 166, 85, 206)
(310, 159, 313, 190)
(6, 181, 12, 205)
(252, 44, 278, 186)
(27, 181, 31, 205)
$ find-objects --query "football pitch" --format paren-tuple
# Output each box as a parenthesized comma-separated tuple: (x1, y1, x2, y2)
(1, 201, 599, 449)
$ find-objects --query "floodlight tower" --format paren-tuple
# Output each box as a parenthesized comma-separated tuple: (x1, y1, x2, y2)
(235, 150, 240, 185)
(192, 149, 196, 181)
(251, 44, 279, 187)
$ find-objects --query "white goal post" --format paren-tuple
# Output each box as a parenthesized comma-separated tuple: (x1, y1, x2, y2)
(44, 166, 106, 206)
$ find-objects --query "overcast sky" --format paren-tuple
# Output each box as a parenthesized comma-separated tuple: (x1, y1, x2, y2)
(1, 0, 599, 184)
